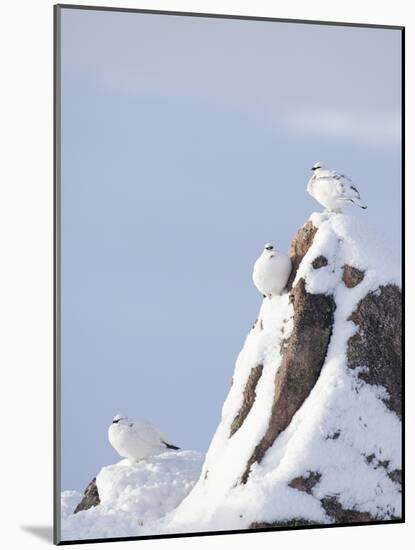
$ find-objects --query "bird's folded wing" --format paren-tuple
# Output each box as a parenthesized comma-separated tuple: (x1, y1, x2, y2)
(348, 184, 362, 200)
(129, 420, 165, 445)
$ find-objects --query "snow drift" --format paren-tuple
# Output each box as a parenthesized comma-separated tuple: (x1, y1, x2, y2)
(61, 212, 402, 540)
(163, 212, 402, 532)
(61, 450, 203, 540)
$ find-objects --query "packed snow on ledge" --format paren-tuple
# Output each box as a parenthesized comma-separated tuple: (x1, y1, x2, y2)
(61, 213, 401, 539)
(61, 451, 204, 540)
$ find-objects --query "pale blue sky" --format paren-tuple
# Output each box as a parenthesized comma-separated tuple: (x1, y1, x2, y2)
(60, 7, 402, 490)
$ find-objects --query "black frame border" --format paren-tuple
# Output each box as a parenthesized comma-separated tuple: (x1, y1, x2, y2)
(53, 3, 405, 545)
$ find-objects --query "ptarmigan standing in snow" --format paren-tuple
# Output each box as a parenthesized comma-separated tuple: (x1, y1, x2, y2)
(307, 162, 367, 213)
(108, 415, 180, 462)
(253, 243, 292, 299)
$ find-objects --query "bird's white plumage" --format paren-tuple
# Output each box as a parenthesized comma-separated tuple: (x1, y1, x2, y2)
(253, 244, 292, 298)
(108, 415, 179, 462)
(307, 163, 367, 213)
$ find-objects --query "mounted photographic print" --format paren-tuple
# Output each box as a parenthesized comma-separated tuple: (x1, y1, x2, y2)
(54, 4, 404, 545)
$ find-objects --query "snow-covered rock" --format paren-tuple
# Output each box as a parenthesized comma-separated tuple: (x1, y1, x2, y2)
(162, 212, 402, 532)
(61, 450, 203, 540)
(73, 477, 100, 514)
(61, 212, 402, 540)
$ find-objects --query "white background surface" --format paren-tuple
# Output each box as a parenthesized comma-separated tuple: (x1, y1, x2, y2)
(0, 1, 412, 549)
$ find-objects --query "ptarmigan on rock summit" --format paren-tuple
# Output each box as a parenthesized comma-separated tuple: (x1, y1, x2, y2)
(108, 415, 180, 462)
(307, 162, 367, 213)
(252, 243, 292, 299)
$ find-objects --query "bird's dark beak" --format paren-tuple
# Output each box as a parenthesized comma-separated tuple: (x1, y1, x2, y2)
(112, 418, 121, 424)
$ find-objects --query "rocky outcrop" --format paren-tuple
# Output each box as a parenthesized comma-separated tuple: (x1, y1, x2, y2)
(230, 364, 263, 437)
(74, 478, 100, 514)
(389, 469, 402, 488)
(251, 472, 378, 527)
(169, 215, 402, 533)
(342, 265, 365, 288)
(347, 284, 402, 418)
(288, 471, 321, 494)
(241, 274, 335, 483)
(239, 222, 335, 483)
(320, 496, 374, 523)
(250, 503, 376, 529)
(250, 518, 318, 529)
(312, 255, 328, 269)
(237, 219, 401, 517)
(286, 221, 318, 290)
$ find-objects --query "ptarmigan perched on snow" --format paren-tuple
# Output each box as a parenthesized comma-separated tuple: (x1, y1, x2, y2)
(307, 162, 367, 213)
(253, 243, 292, 299)
(108, 415, 180, 462)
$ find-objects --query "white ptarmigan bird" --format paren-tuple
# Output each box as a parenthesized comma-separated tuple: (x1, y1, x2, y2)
(108, 415, 180, 462)
(307, 162, 367, 213)
(253, 243, 292, 298)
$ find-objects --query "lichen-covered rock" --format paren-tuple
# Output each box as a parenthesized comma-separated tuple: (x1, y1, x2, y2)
(347, 284, 402, 418)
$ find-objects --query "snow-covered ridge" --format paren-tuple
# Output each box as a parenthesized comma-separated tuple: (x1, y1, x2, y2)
(161, 212, 401, 532)
(61, 450, 203, 540)
(61, 212, 401, 540)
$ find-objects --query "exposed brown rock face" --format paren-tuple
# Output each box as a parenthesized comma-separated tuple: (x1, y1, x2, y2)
(74, 478, 100, 514)
(288, 471, 321, 494)
(250, 518, 318, 529)
(241, 278, 335, 484)
(342, 265, 365, 288)
(229, 364, 264, 437)
(388, 469, 402, 488)
(250, 499, 381, 529)
(347, 284, 402, 419)
(286, 221, 318, 290)
(320, 496, 374, 523)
